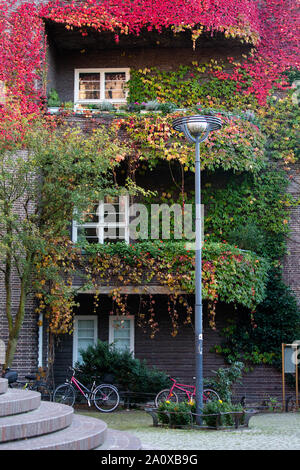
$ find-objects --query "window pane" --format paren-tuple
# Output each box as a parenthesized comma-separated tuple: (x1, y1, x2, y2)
(105, 72, 126, 100)
(114, 338, 130, 351)
(77, 227, 99, 243)
(114, 330, 130, 340)
(77, 319, 96, 363)
(103, 205, 126, 223)
(78, 319, 94, 328)
(82, 204, 99, 223)
(104, 226, 125, 242)
(79, 73, 100, 100)
(113, 319, 130, 330)
(78, 328, 95, 339)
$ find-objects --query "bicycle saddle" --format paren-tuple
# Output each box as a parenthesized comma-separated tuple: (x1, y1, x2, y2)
(25, 374, 36, 380)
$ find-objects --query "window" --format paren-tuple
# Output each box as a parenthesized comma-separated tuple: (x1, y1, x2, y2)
(0, 81, 6, 105)
(72, 195, 129, 244)
(73, 316, 98, 365)
(109, 316, 134, 354)
(74, 68, 129, 105)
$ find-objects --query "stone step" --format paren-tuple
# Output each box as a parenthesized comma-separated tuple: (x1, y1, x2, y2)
(0, 401, 73, 442)
(0, 389, 40, 417)
(0, 414, 107, 450)
(0, 379, 8, 395)
(95, 429, 142, 450)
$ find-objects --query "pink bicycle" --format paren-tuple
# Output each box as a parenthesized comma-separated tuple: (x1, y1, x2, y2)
(53, 367, 119, 412)
(155, 377, 220, 407)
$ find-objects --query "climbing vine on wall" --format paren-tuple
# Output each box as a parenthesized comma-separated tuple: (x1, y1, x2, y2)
(0, 0, 299, 120)
(0, 0, 299, 365)
(112, 111, 266, 173)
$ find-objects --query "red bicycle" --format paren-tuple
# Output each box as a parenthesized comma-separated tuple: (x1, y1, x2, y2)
(53, 367, 119, 413)
(155, 377, 220, 407)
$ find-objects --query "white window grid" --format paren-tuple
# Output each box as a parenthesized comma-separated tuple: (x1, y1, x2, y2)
(74, 68, 130, 106)
(73, 315, 98, 365)
(109, 315, 135, 355)
(72, 195, 130, 244)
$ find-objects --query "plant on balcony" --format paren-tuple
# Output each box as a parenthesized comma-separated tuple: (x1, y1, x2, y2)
(47, 88, 61, 108)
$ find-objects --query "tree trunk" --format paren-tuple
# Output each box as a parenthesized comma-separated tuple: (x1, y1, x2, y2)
(4, 254, 33, 369)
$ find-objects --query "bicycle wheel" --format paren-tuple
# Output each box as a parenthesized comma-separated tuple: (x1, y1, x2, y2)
(203, 389, 220, 403)
(53, 384, 75, 406)
(93, 384, 119, 412)
(155, 389, 178, 408)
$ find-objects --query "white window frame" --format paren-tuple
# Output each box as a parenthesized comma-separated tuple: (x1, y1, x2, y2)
(74, 68, 130, 105)
(0, 81, 6, 105)
(72, 195, 130, 244)
(109, 315, 135, 355)
(73, 315, 98, 365)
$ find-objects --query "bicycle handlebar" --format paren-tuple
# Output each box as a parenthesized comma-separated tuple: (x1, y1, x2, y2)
(68, 366, 83, 374)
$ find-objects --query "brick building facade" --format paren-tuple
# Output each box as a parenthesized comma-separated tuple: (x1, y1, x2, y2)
(0, 2, 298, 404)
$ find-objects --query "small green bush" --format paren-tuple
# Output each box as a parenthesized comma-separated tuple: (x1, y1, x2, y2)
(158, 102, 177, 114)
(47, 88, 61, 107)
(203, 400, 244, 427)
(157, 401, 195, 426)
(77, 340, 170, 402)
(204, 362, 244, 402)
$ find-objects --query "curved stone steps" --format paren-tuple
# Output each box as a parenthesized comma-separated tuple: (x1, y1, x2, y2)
(0, 379, 8, 395)
(0, 401, 73, 442)
(0, 379, 142, 450)
(95, 428, 142, 450)
(0, 389, 40, 417)
(0, 414, 107, 450)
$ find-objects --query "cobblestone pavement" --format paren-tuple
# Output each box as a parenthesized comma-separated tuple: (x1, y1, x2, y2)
(77, 409, 300, 450)
(136, 413, 300, 450)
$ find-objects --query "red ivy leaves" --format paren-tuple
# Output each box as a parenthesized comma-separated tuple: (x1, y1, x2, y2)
(0, 0, 299, 123)
(0, 0, 46, 116)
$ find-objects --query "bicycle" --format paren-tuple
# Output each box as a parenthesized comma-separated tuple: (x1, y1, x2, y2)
(53, 366, 120, 412)
(155, 377, 220, 408)
(2, 368, 52, 401)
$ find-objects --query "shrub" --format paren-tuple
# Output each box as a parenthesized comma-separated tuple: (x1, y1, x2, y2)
(202, 400, 244, 427)
(157, 400, 195, 427)
(77, 340, 170, 402)
(204, 362, 244, 402)
(47, 88, 61, 107)
(158, 102, 177, 114)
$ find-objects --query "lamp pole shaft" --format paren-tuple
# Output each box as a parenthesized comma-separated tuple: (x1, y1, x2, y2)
(195, 137, 203, 426)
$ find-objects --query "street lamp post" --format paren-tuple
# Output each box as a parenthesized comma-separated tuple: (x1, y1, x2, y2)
(172, 115, 222, 425)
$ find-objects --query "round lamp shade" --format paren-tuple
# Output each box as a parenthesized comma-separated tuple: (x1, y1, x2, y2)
(173, 115, 222, 140)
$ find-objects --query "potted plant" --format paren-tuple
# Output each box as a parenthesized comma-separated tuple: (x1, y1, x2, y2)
(141, 100, 161, 114)
(98, 101, 116, 113)
(61, 101, 74, 112)
(47, 88, 61, 113)
(158, 102, 177, 114)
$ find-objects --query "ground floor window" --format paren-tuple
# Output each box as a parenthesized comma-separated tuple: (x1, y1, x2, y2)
(73, 316, 98, 364)
(109, 315, 135, 354)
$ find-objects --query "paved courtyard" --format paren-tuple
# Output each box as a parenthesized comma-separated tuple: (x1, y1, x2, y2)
(77, 409, 300, 450)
